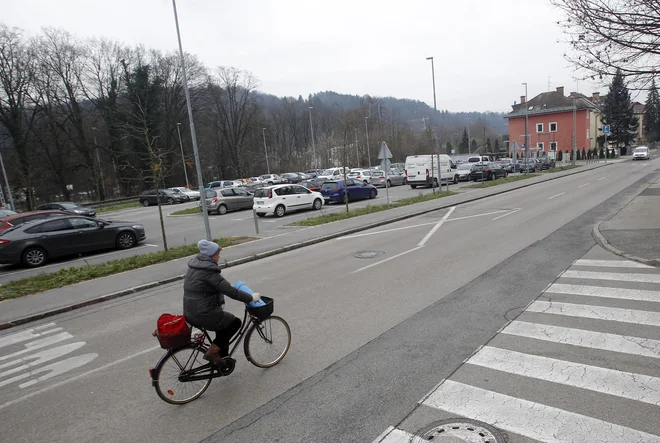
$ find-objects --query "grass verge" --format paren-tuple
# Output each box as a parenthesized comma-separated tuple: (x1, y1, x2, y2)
(288, 191, 457, 227)
(96, 202, 141, 214)
(0, 236, 256, 301)
(539, 165, 582, 173)
(170, 207, 201, 216)
(463, 173, 541, 189)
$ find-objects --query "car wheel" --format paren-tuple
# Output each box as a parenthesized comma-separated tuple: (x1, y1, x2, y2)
(167, 198, 174, 205)
(21, 247, 47, 268)
(142, 199, 150, 207)
(489, 173, 494, 181)
(411, 185, 417, 189)
(257, 213, 265, 218)
(387, 180, 391, 187)
(453, 175, 458, 184)
(268, 181, 274, 185)
(116, 232, 136, 249)
(275, 204, 286, 217)
(218, 204, 228, 215)
(504, 172, 508, 178)
(369, 189, 376, 199)
(433, 178, 439, 188)
(313, 198, 322, 210)
(403, 178, 407, 185)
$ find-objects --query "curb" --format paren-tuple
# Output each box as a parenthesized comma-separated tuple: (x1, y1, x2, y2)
(592, 221, 660, 268)
(0, 162, 614, 331)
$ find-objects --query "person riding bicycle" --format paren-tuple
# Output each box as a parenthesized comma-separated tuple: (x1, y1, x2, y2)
(183, 239, 261, 369)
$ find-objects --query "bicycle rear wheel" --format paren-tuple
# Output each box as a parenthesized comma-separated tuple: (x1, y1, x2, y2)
(154, 345, 213, 405)
(244, 315, 291, 368)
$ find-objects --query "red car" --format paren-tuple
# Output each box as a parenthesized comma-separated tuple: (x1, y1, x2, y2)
(0, 210, 69, 232)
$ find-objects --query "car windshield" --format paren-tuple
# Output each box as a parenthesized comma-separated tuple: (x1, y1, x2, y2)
(60, 203, 79, 209)
(634, 147, 647, 153)
(204, 190, 216, 198)
(321, 182, 339, 190)
(320, 169, 335, 176)
(458, 164, 472, 170)
(372, 170, 384, 176)
(259, 175, 271, 179)
(253, 189, 270, 198)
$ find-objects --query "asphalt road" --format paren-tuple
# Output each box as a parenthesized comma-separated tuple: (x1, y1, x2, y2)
(0, 158, 658, 443)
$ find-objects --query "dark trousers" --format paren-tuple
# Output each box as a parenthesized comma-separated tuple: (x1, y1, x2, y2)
(212, 317, 242, 356)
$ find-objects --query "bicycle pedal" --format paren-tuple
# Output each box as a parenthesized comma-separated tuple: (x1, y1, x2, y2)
(219, 358, 236, 376)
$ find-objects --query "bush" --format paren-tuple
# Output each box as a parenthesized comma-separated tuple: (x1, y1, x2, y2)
(557, 150, 563, 161)
(599, 147, 605, 159)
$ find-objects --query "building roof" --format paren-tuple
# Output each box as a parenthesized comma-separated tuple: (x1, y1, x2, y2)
(506, 90, 598, 119)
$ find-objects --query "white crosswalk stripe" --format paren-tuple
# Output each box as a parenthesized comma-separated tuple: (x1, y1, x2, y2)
(375, 254, 660, 442)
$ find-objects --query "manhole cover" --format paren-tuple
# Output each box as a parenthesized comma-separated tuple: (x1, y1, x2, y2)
(412, 419, 507, 443)
(353, 250, 384, 259)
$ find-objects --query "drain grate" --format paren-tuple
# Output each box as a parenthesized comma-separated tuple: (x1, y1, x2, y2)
(353, 250, 385, 259)
(412, 419, 507, 443)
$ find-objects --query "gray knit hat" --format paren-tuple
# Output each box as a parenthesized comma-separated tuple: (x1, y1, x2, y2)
(197, 239, 220, 256)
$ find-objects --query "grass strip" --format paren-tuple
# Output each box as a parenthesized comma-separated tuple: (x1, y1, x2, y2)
(539, 165, 582, 173)
(288, 190, 457, 227)
(170, 207, 201, 216)
(0, 236, 257, 301)
(96, 202, 142, 214)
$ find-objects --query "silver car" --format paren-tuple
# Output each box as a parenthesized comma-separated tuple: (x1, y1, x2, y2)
(632, 146, 650, 160)
(199, 187, 254, 215)
(454, 163, 474, 181)
(371, 169, 407, 187)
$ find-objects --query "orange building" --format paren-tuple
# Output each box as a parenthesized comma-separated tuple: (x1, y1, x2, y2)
(506, 87, 598, 157)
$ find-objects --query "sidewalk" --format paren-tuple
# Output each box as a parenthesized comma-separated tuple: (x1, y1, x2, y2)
(594, 173, 660, 266)
(0, 162, 615, 328)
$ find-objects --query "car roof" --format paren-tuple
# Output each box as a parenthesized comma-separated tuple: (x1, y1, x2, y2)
(2, 210, 68, 221)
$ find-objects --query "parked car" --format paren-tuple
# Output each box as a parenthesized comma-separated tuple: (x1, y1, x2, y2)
(347, 169, 373, 183)
(305, 169, 323, 178)
(205, 180, 239, 190)
(467, 155, 492, 163)
(513, 160, 537, 173)
(0, 216, 146, 268)
(320, 179, 378, 204)
(166, 188, 191, 202)
(280, 173, 307, 184)
(36, 202, 97, 217)
(538, 157, 554, 170)
(470, 162, 508, 181)
(454, 163, 475, 182)
(236, 183, 264, 195)
(299, 178, 326, 192)
(138, 189, 186, 206)
(169, 187, 201, 200)
(0, 210, 69, 232)
(633, 146, 651, 160)
(200, 187, 254, 215)
(317, 167, 350, 181)
(497, 159, 515, 173)
(0, 209, 17, 218)
(259, 174, 284, 185)
(371, 169, 407, 187)
(253, 184, 324, 217)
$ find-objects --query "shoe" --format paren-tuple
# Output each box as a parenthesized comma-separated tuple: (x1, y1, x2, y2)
(203, 344, 227, 369)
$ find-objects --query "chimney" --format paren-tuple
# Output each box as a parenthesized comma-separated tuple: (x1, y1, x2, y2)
(592, 92, 600, 100)
(556, 86, 564, 95)
(520, 95, 526, 104)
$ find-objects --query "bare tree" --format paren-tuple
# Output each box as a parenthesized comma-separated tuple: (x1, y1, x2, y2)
(553, 0, 660, 88)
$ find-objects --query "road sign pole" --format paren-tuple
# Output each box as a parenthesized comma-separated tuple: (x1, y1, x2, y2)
(431, 155, 436, 194)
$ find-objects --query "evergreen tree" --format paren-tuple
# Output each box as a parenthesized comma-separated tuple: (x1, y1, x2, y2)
(582, 148, 586, 160)
(643, 79, 660, 143)
(601, 69, 639, 155)
(494, 139, 500, 152)
(557, 150, 563, 161)
(445, 141, 453, 153)
(470, 139, 477, 153)
(459, 128, 469, 154)
(486, 138, 492, 151)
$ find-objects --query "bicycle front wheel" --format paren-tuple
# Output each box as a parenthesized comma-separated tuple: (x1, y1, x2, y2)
(154, 345, 213, 405)
(244, 315, 291, 368)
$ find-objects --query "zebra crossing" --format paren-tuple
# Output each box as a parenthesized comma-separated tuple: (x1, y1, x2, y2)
(375, 251, 660, 442)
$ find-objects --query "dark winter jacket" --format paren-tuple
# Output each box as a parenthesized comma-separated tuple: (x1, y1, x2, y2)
(183, 254, 252, 330)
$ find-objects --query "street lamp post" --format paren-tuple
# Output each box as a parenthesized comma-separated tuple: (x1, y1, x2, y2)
(308, 107, 317, 169)
(171, 0, 211, 241)
(0, 142, 15, 210)
(262, 128, 270, 174)
(354, 128, 360, 167)
(91, 127, 106, 199)
(365, 117, 371, 168)
(425, 57, 437, 114)
(176, 123, 190, 187)
(522, 83, 529, 167)
(467, 118, 471, 154)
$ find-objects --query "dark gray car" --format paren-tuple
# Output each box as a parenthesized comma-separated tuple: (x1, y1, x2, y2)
(36, 202, 96, 217)
(0, 216, 146, 267)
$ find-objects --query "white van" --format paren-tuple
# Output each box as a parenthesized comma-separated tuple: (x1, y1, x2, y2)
(405, 155, 454, 189)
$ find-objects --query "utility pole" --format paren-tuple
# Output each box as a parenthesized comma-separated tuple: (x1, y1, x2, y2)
(365, 117, 371, 168)
(523, 83, 529, 169)
(572, 98, 577, 165)
(354, 128, 360, 167)
(176, 123, 190, 187)
(308, 107, 317, 169)
(467, 118, 471, 154)
(262, 128, 270, 174)
(91, 127, 106, 200)
(0, 142, 15, 210)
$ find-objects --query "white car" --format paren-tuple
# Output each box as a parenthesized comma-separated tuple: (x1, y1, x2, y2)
(259, 174, 284, 185)
(347, 169, 373, 183)
(169, 187, 201, 200)
(253, 184, 324, 217)
(317, 167, 350, 181)
(632, 146, 650, 160)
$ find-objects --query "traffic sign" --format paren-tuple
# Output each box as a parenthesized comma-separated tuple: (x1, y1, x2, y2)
(510, 141, 520, 152)
(603, 125, 610, 134)
(377, 141, 393, 160)
(380, 159, 391, 171)
(451, 149, 455, 154)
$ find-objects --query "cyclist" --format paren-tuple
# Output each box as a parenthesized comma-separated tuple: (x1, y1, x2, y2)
(183, 239, 261, 369)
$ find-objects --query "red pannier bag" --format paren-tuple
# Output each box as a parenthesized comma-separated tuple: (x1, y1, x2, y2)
(154, 314, 191, 350)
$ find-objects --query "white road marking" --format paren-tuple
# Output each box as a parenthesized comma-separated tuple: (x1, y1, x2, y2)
(573, 259, 653, 269)
(18, 354, 99, 389)
(0, 342, 86, 375)
(598, 176, 607, 181)
(0, 332, 73, 361)
(528, 300, 660, 326)
(447, 210, 509, 222)
(548, 192, 565, 200)
(423, 380, 660, 443)
(417, 206, 455, 247)
(562, 270, 660, 284)
(0, 345, 159, 411)
(372, 427, 420, 443)
(263, 220, 278, 223)
(352, 247, 423, 274)
(492, 208, 521, 220)
(579, 182, 591, 188)
(545, 283, 660, 303)
(143, 244, 159, 248)
(340, 222, 436, 240)
(501, 321, 660, 359)
(0, 325, 60, 350)
(468, 346, 660, 406)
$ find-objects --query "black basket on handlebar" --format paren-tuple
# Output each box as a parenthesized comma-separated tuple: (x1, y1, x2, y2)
(247, 296, 274, 320)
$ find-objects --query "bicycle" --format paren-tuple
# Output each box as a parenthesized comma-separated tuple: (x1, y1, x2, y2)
(149, 296, 291, 405)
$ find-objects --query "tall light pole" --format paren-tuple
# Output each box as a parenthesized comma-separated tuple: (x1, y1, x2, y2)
(262, 128, 270, 174)
(466, 118, 471, 154)
(172, 0, 211, 241)
(308, 107, 317, 169)
(176, 123, 190, 187)
(365, 116, 371, 168)
(0, 142, 15, 210)
(354, 128, 360, 167)
(522, 83, 529, 165)
(426, 57, 437, 113)
(91, 127, 106, 199)
(572, 97, 577, 165)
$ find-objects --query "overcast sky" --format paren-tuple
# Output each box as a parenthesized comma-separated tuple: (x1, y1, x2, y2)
(3, 0, 605, 112)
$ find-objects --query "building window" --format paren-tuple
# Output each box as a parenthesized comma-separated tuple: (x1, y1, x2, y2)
(537, 142, 544, 151)
(550, 142, 558, 151)
(549, 122, 557, 132)
(587, 129, 590, 140)
(536, 123, 543, 133)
